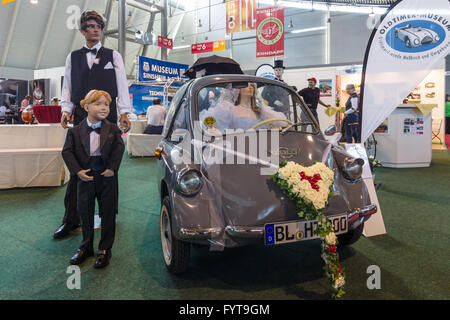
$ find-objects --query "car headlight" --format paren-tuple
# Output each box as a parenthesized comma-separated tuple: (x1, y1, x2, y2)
(176, 168, 203, 196)
(435, 35, 440, 41)
(342, 157, 364, 181)
(414, 38, 420, 45)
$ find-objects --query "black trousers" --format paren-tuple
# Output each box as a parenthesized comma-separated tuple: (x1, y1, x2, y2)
(77, 157, 116, 252)
(143, 124, 163, 134)
(62, 102, 119, 226)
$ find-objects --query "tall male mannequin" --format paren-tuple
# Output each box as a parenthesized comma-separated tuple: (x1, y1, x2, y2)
(54, 10, 132, 239)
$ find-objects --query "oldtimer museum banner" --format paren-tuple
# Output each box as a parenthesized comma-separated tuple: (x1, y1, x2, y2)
(360, 0, 450, 142)
(256, 6, 284, 58)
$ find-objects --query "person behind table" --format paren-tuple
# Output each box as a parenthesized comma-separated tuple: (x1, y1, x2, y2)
(62, 90, 124, 268)
(55, 10, 132, 240)
(144, 98, 167, 134)
(19, 95, 31, 123)
(298, 77, 331, 125)
(343, 84, 359, 144)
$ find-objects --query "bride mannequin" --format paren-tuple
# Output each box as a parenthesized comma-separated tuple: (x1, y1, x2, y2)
(200, 83, 287, 131)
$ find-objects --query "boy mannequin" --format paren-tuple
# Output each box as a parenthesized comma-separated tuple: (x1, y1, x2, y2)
(62, 90, 125, 268)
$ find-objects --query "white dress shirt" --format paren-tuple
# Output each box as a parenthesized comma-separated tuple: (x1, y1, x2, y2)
(61, 42, 132, 115)
(345, 97, 359, 115)
(146, 104, 167, 126)
(86, 119, 102, 156)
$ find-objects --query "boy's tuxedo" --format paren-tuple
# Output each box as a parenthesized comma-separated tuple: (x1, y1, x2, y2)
(62, 119, 124, 252)
(62, 119, 124, 175)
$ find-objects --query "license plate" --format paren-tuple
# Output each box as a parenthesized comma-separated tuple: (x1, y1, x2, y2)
(264, 214, 348, 245)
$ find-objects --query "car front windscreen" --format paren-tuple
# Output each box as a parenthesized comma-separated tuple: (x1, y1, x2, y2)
(196, 81, 317, 134)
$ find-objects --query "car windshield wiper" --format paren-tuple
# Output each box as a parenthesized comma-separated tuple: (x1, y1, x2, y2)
(281, 121, 315, 135)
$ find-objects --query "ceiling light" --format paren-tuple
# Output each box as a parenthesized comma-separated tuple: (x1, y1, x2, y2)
(30, 0, 38, 4)
(291, 26, 327, 34)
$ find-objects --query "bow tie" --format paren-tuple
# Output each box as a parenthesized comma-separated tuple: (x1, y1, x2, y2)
(82, 47, 98, 55)
(87, 126, 102, 134)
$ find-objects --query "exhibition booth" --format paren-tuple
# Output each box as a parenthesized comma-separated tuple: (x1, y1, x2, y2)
(284, 64, 446, 168)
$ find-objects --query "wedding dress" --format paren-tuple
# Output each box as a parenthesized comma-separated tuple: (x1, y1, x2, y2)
(199, 85, 288, 131)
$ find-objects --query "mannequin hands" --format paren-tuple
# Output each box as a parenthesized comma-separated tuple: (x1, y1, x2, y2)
(119, 113, 131, 133)
(61, 111, 71, 129)
(101, 169, 114, 177)
(77, 169, 93, 182)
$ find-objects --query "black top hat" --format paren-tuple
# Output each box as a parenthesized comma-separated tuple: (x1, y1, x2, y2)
(274, 60, 285, 69)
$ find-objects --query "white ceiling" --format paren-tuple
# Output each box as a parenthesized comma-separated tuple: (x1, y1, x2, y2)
(0, 0, 187, 76)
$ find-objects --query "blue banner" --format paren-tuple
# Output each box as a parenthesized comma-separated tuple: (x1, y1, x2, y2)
(129, 84, 165, 115)
(138, 56, 189, 82)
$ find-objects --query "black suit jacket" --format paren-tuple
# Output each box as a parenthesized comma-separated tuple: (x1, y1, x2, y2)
(62, 119, 125, 176)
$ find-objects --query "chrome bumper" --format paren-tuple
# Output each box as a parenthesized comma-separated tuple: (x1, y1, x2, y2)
(348, 204, 377, 223)
(178, 227, 221, 240)
(178, 204, 377, 240)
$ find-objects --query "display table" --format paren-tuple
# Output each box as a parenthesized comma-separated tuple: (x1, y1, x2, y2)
(33, 105, 61, 124)
(127, 120, 162, 157)
(374, 104, 434, 168)
(0, 124, 68, 189)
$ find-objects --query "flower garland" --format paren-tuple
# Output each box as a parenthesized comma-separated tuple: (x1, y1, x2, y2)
(273, 161, 345, 299)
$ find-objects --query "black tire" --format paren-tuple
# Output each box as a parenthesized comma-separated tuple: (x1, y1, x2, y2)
(337, 222, 364, 248)
(160, 196, 190, 274)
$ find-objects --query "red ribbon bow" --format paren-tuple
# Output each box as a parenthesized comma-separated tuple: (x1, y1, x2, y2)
(299, 171, 322, 192)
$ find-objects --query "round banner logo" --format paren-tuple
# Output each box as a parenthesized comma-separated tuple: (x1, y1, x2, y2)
(385, 20, 445, 53)
(257, 17, 283, 45)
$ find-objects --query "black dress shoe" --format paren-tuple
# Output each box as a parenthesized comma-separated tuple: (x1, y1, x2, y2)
(69, 249, 94, 265)
(53, 223, 80, 239)
(94, 250, 111, 269)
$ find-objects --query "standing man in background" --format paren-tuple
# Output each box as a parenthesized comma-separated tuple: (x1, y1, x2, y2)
(54, 10, 132, 239)
(298, 78, 331, 125)
(343, 84, 359, 144)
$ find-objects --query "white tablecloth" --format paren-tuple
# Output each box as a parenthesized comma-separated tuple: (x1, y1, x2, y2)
(127, 120, 162, 157)
(0, 124, 68, 189)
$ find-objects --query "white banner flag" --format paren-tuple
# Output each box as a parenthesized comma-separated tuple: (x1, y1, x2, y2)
(360, 0, 450, 142)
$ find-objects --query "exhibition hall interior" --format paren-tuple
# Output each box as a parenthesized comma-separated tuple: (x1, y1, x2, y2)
(0, 0, 449, 303)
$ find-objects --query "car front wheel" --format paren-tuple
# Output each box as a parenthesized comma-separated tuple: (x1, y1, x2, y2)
(337, 222, 364, 248)
(160, 196, 190, 274)
(405, 37, 412, 48)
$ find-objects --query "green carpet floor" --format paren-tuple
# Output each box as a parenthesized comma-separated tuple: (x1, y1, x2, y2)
(0, 149, 449, 300)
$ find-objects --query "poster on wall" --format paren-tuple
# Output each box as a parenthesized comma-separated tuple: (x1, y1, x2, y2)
(403, 117, 424, 135)
(256, 6, 284, 58)
(226, 0, 256, 34)
(138, 56, 188, 82)
(319, 79, 332, 97)
(129, 84, 165, 115)
(360, 0, 450, 143)
(29, 79, 48, 105)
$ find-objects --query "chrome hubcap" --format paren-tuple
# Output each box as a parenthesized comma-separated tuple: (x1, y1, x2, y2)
(160, 205, 172, 266)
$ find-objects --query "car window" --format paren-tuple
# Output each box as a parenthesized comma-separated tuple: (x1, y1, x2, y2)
(168, 98, 189, 142)
(162, 81, 190, 137)
(196, 81, 316, 134)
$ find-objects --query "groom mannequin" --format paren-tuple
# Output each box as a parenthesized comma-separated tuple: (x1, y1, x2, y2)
(54, 10, 131, 239)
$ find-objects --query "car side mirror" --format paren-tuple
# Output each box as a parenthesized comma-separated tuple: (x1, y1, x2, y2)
(324, 125, 337, 136)
(170, 129, 188, 144)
